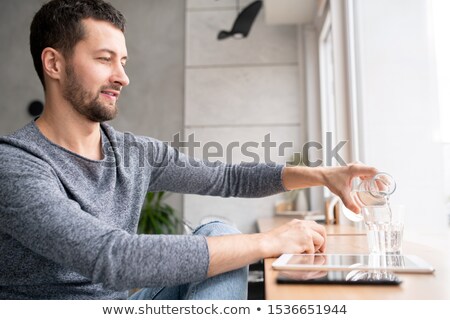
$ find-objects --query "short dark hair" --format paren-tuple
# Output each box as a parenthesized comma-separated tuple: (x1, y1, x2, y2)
(30, 0, 126, 89)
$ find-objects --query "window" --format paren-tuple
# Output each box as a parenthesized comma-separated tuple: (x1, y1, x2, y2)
(432, 0, 450, 224)
(319, 12, 336, 199)
(319, 12, 337, 167)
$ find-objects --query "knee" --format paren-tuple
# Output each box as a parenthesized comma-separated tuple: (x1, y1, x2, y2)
(190, 221, 248, 299)
(193, 221, 241, 237)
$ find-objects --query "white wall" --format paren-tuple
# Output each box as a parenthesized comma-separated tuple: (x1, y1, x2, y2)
(184, 0, 302, 233)
(352, 0, 447, 237)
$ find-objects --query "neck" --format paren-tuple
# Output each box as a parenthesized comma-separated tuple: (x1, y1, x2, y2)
(36, 94, 104, 161)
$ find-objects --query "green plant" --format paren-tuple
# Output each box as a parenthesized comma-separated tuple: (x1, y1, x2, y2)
(138, 191, 181, 234)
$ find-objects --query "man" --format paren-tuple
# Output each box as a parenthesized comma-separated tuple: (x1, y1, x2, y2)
(0, 0, 377, 299)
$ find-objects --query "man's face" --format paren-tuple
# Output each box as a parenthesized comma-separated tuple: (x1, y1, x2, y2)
(61, 19, 129, 122)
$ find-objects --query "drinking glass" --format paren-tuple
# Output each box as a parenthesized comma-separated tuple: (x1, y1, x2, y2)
(362, 204, 405, 254)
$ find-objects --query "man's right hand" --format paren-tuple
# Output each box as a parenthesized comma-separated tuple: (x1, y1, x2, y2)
(260, 219, 327, 258)
(206, 219, 326, 277)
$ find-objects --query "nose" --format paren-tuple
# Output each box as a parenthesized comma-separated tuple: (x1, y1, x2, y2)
(111, 63, 130, 87)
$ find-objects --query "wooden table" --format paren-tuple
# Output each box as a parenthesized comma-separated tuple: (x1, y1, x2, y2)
(257, 217, 450, 299)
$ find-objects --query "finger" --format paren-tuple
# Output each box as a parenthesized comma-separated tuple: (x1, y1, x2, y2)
(351, 191, 365, 209)
(308, 222, 327, 240)
(351, 164, 378, 178)
(341, 192, 361, 213)
(318, 241, 326, 253)
(304, 222, 327, 252)
(311, 230, 326, 253)
(303, 237, 315, 254)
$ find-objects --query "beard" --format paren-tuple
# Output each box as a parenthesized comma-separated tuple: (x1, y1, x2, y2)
(62, 64, 120, 122)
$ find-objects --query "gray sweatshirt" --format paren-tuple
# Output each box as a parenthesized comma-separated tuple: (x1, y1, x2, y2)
(0, 121, 285, 299)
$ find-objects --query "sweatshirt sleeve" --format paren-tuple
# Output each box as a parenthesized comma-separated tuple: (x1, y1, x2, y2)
(0, 149, 209, 291)
(141, 135, 287, 197)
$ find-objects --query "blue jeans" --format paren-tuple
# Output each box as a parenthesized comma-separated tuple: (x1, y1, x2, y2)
(128, 221, 249, 300)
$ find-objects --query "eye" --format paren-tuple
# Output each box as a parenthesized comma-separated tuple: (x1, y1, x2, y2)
(98, 57, 111, 62)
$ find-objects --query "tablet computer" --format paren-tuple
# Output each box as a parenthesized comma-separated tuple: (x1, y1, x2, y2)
(272, 253, 434, 273)
(277, 269, 402, 285)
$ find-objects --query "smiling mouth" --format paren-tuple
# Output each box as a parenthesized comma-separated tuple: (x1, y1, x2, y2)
(101, 91, 118, 96)
(100, 90, 120, 100)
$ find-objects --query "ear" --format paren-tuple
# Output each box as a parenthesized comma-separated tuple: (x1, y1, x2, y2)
(41, 48, 64, 81)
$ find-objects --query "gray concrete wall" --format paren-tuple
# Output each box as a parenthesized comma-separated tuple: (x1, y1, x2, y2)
(184, 0, 302, 233)
(0, 0, 185, 220)
(0, 0, 46, 135)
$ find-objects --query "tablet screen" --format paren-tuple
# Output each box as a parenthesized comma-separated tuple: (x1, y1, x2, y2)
(287, 254, 405, 267)
(273, 253, 434, 273)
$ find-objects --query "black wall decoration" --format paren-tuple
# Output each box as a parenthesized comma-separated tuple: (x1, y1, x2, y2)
(217, 1, 262, 40)
(28, 100, 44, 117)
